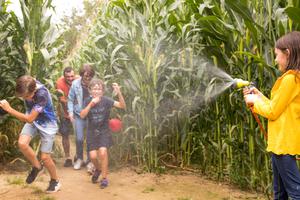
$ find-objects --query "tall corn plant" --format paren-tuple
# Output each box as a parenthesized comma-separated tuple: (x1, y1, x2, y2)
(71, 0, 300, 193)
(19, 0, 61, 81)
(0, 0, 27, 162)
(0, 0, 62, 162)
(72, 0, 205, 170)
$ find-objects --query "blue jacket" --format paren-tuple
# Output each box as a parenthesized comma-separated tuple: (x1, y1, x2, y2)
(68, 78, 84, 116)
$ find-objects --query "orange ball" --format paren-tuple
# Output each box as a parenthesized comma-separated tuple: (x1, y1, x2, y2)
(109, 118, 122, 132)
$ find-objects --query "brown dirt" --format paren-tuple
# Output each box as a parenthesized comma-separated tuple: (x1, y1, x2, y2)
(0, 136, 267, 200)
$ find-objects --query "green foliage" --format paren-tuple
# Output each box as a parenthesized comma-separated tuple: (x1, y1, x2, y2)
(0, 0, 62, 162)
(0, 0, 26, 162)
(2, 0, 300, 194)
(70, 0, 300, 193)
(19, 0, 61, 80)
(6, 176, 24, 185)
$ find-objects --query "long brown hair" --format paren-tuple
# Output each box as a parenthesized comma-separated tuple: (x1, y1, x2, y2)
(275, 31, 300, 71)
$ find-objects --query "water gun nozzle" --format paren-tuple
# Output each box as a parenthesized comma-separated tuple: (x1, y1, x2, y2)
(233, 78, 251, 89)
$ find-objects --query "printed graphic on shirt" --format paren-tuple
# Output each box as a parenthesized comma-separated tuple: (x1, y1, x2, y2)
(84, 96, 114, 133)
(25, 82, 57, 125)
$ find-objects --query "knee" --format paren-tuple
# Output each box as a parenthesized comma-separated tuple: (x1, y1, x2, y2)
(90, 153, 97, 161)
(40, 153, 52, 163)
(99, 150, 107, 160)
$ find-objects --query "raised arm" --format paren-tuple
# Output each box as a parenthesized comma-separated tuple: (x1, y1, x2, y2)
(112, 83, 126, 109)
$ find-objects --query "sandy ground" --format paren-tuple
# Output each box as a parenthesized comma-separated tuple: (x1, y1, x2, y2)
(0, 136, 267, 200)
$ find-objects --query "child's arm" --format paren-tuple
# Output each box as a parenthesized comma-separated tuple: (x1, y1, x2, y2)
(253, 74, 300, 120)
(67, 83, 76, 122)
(0, 100, 39, 123)
(112, 83, 126, 109)
(80, 97, 100, 118)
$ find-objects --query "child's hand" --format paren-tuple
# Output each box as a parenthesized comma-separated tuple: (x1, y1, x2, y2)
(243, 87, 262, 95)
(0, 100, 11, 112)
(112, 83, 121, 94)
(91, 97, 100, 106)
(244, 94, 259, 107)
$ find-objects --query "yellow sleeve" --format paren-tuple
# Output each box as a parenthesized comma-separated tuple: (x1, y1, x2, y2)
(253, 74, 299, 120)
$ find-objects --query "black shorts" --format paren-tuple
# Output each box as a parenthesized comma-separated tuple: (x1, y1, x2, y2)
(87, 129, 113, 151)
(58, 117, 73, 136)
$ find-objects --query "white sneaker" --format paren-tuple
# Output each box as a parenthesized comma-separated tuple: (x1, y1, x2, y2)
(73, 158, 83, 170)
(86, 162, 95, 175)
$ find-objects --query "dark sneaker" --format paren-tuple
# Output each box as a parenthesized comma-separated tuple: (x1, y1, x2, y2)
(100, 178, 108, 189)
(26, 166, 43, 184)
(91, 169, 101, 183)
(63, 159, 72, 167)
(46, 179, 61, 193)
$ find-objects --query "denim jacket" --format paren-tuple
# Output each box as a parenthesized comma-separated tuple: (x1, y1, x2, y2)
(68, 78, 84, 116)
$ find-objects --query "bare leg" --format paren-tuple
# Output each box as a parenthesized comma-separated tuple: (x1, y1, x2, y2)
(98, 147, 108, 179)
(18, 135, 41, 169)
(89, 150, 100, 170)
(41, 153, 58, 180)
(62, 135, 70, 158)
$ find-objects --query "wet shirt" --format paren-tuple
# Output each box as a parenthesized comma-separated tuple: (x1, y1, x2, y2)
(84, 96, 114, 134)
(25, 82, 57, 126)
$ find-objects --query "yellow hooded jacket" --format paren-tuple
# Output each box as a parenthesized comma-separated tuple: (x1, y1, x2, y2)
(253, 70, 300, 155)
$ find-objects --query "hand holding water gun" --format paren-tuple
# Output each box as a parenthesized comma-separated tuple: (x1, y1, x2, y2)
(243, 87, 263, 107)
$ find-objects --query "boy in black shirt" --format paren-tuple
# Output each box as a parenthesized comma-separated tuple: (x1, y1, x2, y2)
(80, 79, 125, 188)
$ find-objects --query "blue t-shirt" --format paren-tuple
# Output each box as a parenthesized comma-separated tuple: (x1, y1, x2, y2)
(84, 96, 114, 134)
(25, 82, 57, 126)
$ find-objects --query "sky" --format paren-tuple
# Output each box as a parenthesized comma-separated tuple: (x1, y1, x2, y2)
(7, 0, 84, 23)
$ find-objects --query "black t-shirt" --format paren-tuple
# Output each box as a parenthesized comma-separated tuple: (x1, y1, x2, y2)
(82, 85, 89, 100)
(84, 96, 114, 134)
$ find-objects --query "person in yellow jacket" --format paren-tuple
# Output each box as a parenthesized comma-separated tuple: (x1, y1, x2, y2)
(244, 31, 300, 200)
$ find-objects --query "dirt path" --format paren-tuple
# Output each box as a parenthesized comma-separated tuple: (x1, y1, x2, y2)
(0, 136, 267, 200)
(0, 162, 267, 200)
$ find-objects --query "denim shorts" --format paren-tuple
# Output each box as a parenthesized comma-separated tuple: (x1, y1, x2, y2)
(21, 121, 58, 153)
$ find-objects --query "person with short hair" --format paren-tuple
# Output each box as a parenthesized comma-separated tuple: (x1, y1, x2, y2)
(80, 78, 126, 188)
(56, 66, 76, 167)
(68, 64, 95, 172)
(0, 75, 61, 193)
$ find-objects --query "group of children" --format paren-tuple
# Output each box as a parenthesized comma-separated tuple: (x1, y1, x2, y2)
(0, 65, 125, 193)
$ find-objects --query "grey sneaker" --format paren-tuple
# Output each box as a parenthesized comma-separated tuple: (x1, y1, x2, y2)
(46, 179, 61, 193)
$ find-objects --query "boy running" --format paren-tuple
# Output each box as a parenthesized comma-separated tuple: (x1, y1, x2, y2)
(0, 75, 61, 193)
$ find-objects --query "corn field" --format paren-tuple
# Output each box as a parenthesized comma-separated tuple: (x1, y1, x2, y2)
(1, 0, 300, 195)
